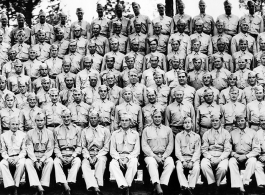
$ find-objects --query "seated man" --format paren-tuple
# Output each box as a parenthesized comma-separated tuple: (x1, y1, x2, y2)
(142, 109, 174, 195)
(201, 113, 231, 195)
(229, 114, 260, 195)
(109, 113, 140, 195)
(81, 108, 111, 195)
(0, 117, 26, 195)
(54, 108, 81, 195)
(175, 117, 201, 195)
(25, 112, 54, 195)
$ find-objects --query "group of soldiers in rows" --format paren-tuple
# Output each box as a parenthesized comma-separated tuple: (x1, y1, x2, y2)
(2, 0, 265, 195)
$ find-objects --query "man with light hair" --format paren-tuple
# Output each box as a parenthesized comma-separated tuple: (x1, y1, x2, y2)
(32, 29, 51, 62)
(25, 112, 54, 195)
(110, 112, 140, 195)
(81, 108, 111, 195)
(86, 40, 103, 72)
(36, 77, 53, 108)
(0, 117, 26, 195)
(54, 11, 71, 41)
(73, 24, 88, 56)
(91, 4, 110, 38)
(53, 26, 70, 59)
(142, 109, 174, 195)
(243, 71, 258, 104)
(201, 113, 231, 195)
(54, 108, 82, 195)
(12, 30, 30, 62)
(82, 73, 101, 105)
(71, 8, 91, 39)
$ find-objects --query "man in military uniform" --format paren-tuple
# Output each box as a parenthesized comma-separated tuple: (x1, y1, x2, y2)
(2, 49, 22, 78)
(89, 24, 110, 56)
(254, 53, 265, 84)
(106, 72, 122, 106)
(36, 77, 53, 108)
(110, 3, 130, 37)
(63, 40, 83, 74)
(171, 0, 192, 35)
(109, 113, 140, 195)
(81, 109, 111, 195)
(82, 73, 101, 105)
(175, 117, 201, 195)
(12, 30, 30, 62)
(114, 87, 143, 134)
(165, 87, 195, 135)
(247, 85, 265, 131)
(201, 114, 231, 195)
(0, 75, 13, 110)
(192, 0, 215, 36)
(142, 109, 174, 195)
(33, 30, 51, 63)
(0, 117, 26, 195)
(67, 88, 90, 129)
(188, 57, 205, 91)
(19, 93, 43, 132)
(73, 25, 88, 56)
(86, 40, 103, 72)
(25, 112, 54, 195)
(70, 8, 91, 39)
(53, 27, 70, 59)
(165, 55, 181, 89)
(91, 4, 110, 38)
(15, 80, 29, 109)
(110, 21, 128, 54)
(76, 56, 100, 90)
(42, 88, 67, 131)
(0, 29, 10, 73)
(54, 109, 82, 195)
(222, 87, 246, 132)
(59, 76, 75, 106)
(0, 13, 11, 44)
(229, 115, 260, 195)
(243, 71, 258, 104)
(24, 47, 42, 82)
(91, 85, 115, 132)
(234, 57, 252, 89)
(31, 10, 54, 44)
(0, 93, 21, 134)
(54, 11, 71, 41)
(129, 2, 152, 36)
(10, 13, 31, 45)
(196, 88, 222, 136)
(151, 3, 172, 36)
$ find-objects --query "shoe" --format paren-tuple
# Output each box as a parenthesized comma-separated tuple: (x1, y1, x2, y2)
(187, 188, 194, 195)
(95, 191, 103, 195)
(65, 189, 71, 195)
(178, 189, 185, 195)
(39, 191, 44, 195)
(13, 187, 18, 195)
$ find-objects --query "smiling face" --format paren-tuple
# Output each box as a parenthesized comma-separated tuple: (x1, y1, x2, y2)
(236, 117, 247, 130)
(183, 117, 192, 131)
(62, 113, 71, 126)
(152, 112, 162, 126)
(211, 117, 221, 129)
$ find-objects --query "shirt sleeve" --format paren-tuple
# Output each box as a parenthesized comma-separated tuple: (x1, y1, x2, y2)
(141, 128, 156, 157)
(175, 134, 184, 162)
(72, 127, 82, 158)
(191, 135, 201, 162)
(246, 132, 261, 158)
(25, 132, 37, 162)
(219, 130, 232, 160)
(1, 135, 9, 160)
(127, 132, 140, 159)
(110, 132, 120, 160)
(40, 131, 54, 162)
(96, 128, 111, 158)
(18, 134, 27, 159)
(53, 129, 63, 158)
(162, 128, 174, 158)
(201, 131, 212, 159)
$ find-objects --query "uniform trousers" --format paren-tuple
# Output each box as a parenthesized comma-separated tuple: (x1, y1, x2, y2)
(82, 156, 107, 189)
(144, 156, 174, 185)
(54, 157, 81, 184)
(255, 160, 265, 187)
(201, 158, 228, 186)
(0, 158, 25, 188)
(229, 157, 256, 188)
(176, 160, 200, 188)
(25, 157, 53, 187)
(109, 157, 138, 188)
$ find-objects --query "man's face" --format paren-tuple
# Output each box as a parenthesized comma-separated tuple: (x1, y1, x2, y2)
(17, 34, 25, 43)
(132, 4, 140, 15)
(150, 41, 157, 52)
(238, 60, 247, 70)
(50, 93, 59, 104)
(194, 60, 202, 70)
(237, 118, 247, 129)
(90, 115, 99, 127)
(116, 7, 123, 16)
(76, 11, 83, 20)
(178, 5, 184, 14)
(99, 88, 108, 99)
(177, 23, 185, 33)
(40, 67, 48, 77)
(260, 118, 265, 130)
(29, 50, 37, 60)
(178, 73, 187, 85)
(224, 5, 232, 15)
(65, 78, 74, 89)
(38, 33, 46, 42)
(239, 42, 247, 51)
(175, 91, 184, 103)
(195, 24, 203, 33)
(1, 17, 7, 26)
(39, 15, 46, 23)
(154, 26, 162, 35)
(83, 60, 92, 70)
(171, 60, 180, 70)
(248, 75, 257, 85)
(114, 25, 122, 34)
(73, 91, 82, 102)
(14, 64, 23, 74)
(111, 42, 119, 51)
(261, 56, 265, 66)
(107, 75, 115, 85)
(97, 7, 104, 17)
(260, 42, 265, 51)
(150, 58, 158, 68)
(131, 43, 139, 52)
(62, 114, 71, 126)
(171, 42, 180, 51)
(193, 42, 201, 52)
(123, 91, 132, 102)
(134, 23, 141, 33)
(183, 118, 192, 130)
(199, 4, 206, 13)
(89, 45, 96, 54)
(51, 48, 58, 58)
(154, 75, 163, 86)
(74, 29, 81, 38)
(69, 44, 77, 52)
(90, 78, 97, 87)
(241, 24, 249, 33)
(120, 118, 130, 129)
(93, 26, 100, 35)
(211, 118, 221, 129)
(106, 58, 115, 69)
(126, 59, 135, 69)
(129, 73, 138, 84)
(61, 16, 67, 23)
(256, 90, 264, 101)
(17, 18, 25, 26)
(10, 120, 19, 133)
(153, 113, 162, 126)
(35, 117, 45, 129)
(204, 93, 214, 104)
(28, 97, 37, 108)
(158, 5, 164, 15)
(63, 63, 71, 73)
(56, 31, 64, 41)
(249, 4, 255, 14)
(217, 42, 225, 52)
(18, 84, 27, 94)
(229, 91, 239, 101)
(214, 58, 222, 69)
(9, 51, 17, 61)
(0, 80, 6, 90)
(228, 77, 237, 86)
(147, 93, 156, 104)
(6, 97, 15, 108)
(217, 23, 224, 33)
(203, 75, 211, 86)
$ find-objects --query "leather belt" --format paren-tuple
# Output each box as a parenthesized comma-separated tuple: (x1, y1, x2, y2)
(47, 123, 60, 128)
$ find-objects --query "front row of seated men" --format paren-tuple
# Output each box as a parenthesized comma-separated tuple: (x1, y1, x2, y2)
(1, 106, 265, 195)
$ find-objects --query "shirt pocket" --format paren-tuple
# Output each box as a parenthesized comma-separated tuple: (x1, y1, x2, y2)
(127, 135, 137, 151)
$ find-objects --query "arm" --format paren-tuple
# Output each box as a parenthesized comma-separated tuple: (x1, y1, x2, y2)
(246, 132, 261, 158)
(86, 23, 91, 40)
(81, 130, 90, 159)
(141, 128, 156, 157)
(219, 131, 232, 160)
(96, 128, 111, 157)
(53, 130, 63, 158)
(201, 132, 212, 159)
(175, 134, 184, 161)
(25, 132, 37, 162)
(18, 134, 27, 159)
(1, 135, 9, 160)
(191, 135, 201, 162)
(127, 133, 140, 159)
(162, 128, 174, 158)
(165, 106, 170, 126)
(138, 107, 143, 136)
(72, 128, 82, 158)
(40, 131, 54, 162)
(110, 133, 120, 160)
(231, 37, 237, 55)
(162, 54, 167, 72)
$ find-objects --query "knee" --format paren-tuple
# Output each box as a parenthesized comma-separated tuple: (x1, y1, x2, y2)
(73, 157, 81, 165)
(110, 159, 119, 168)
(165, 157, 174, 169)
(54, 157, 61, 166)
(97, 156, 107, 163)
(247, 157, 257, 165)
(229, 157, 237, 167)
(145, 157, 156, 166)
(193, 162, 200, 172)
(18, 158, 26, 166)
(25, 158, 33, 166)
(46, 157, 54, 165)
(201, 158, 210, 169)
(128, 158, 138, 167)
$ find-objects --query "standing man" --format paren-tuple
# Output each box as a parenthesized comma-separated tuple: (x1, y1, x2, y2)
(86, 40, 103, 72)
(81, 109, 111, 195)
(91, 4, 110, 38)
(54, 11, 71, 41)
(109, 113, 140, 195)
(142, 110, 174, 195)
(53, 27, 70, 59)
(73, 24, 88, 56)
(53, 109, 81, 195)
(0, 117, 26, 195)
(25, 112, 54, 195)
(243, 71, 258, 104)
